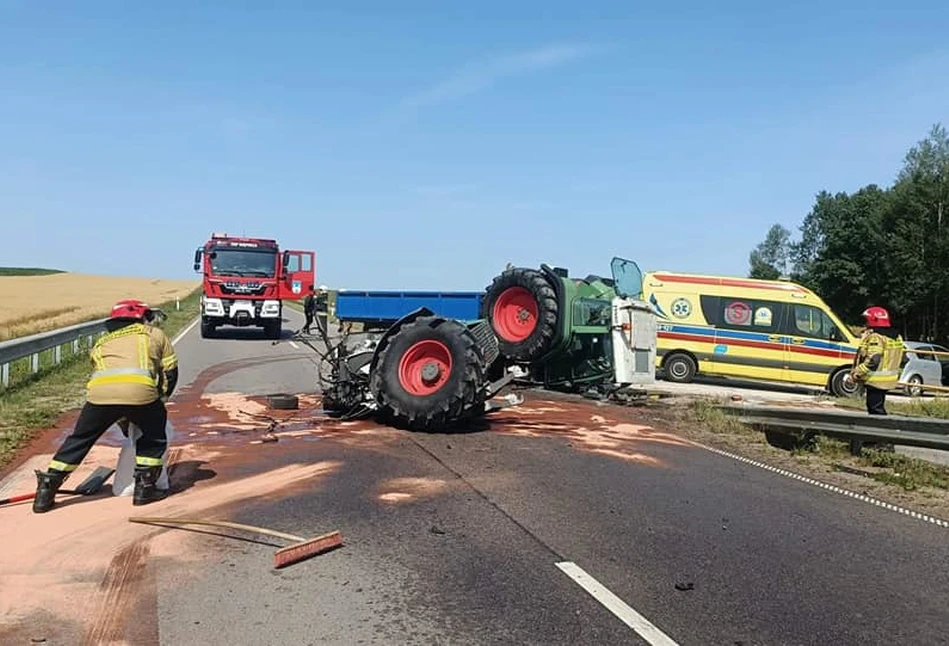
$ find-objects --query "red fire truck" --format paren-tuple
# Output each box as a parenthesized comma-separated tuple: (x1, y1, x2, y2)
(192, 232, 316, 339)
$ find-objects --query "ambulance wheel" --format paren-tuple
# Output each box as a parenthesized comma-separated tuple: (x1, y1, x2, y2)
(482, 267, 559, 363)
(371, 316, 486, 432)
(830, 367, 861, 398)
(662, 353, 696, 383)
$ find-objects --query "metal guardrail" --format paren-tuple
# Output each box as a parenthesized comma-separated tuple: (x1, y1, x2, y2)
(0, 318, 107, 388)
(721, 404, 949, 451)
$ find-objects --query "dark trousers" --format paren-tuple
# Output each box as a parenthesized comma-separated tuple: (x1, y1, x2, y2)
(851, 386, 889, 455)
(304, 311, 314, 332)
(865, 386, 887, 415)
(49, 399, 168, 472)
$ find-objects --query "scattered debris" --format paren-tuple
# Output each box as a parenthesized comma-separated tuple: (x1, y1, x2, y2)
(675, 581, 695, 591)
(267, 393, 300, 410)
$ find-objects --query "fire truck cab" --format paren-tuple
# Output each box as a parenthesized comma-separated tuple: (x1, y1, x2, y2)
(193, 232, 315, 339)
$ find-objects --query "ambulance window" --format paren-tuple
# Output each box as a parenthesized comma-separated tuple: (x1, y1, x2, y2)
(717, 298, 781, 332)
(699, 296, 721, 325)
(723, 300, 754, 327)
(792, 305, 836, 339)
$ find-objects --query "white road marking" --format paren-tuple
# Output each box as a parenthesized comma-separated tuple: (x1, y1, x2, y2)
(171, 316, 200, 346)
(289, 341, 300, 349)
(695, 443, 949, 529)
(555, 561, 679, 646)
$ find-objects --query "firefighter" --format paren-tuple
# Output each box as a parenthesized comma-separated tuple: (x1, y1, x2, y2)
(850, 306, 904, 415)
(302, 285, 316, 334)
(32, 299, 179, 513)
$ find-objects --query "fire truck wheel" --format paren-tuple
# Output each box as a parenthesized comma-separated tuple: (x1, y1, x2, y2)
(264, 321, 281, 340)
(371, 316, 486, 432)
(481, 267, 559, 363)
(200, 319, 215, 339)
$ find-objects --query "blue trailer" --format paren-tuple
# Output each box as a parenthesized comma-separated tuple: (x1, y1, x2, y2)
(334, 290, 484, 328)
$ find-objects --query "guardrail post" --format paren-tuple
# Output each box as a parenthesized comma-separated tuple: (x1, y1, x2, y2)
(30, 352, 39, 374)
(1, 363, 8, 388)
(54, 344, 62, 365)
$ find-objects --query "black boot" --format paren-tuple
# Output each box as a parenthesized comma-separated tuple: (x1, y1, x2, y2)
(133, 466, 169, 506)
(32, 469, 68, 513)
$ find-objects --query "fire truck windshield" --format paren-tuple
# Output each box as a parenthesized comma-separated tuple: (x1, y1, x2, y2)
(209, 248, 277, 278)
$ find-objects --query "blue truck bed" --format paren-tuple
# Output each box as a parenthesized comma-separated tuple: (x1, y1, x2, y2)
(334, 290, 484, 326)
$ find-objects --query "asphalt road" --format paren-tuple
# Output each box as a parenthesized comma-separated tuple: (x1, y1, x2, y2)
(142, 309, 949, 646)
(4, 309, 945, 645)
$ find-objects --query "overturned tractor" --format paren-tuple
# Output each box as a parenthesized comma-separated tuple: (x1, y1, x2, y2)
(295, 257, 657, 431)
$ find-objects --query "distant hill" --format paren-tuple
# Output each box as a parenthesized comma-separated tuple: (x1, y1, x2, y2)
(0, 267, 66, 276)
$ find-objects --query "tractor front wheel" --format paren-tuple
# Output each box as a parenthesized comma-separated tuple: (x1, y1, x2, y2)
(481, 267, 559, 363)
(371, 316, 486, 431)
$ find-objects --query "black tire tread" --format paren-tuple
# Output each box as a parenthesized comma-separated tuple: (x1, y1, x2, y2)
(370, 316, 485, 432)
(663, 352, 696, 383)
(481, 268, 559, 363)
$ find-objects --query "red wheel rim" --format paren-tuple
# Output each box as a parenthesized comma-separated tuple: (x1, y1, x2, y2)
(398, 340, 453, 396)
(492, 287, 538, 342)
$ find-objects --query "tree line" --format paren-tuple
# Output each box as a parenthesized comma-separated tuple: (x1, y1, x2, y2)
(748, 123, 949, 343)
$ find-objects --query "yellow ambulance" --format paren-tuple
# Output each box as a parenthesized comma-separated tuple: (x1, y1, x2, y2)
(641, 271, 861, 396)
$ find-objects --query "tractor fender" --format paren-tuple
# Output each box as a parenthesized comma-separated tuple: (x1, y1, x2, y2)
(367, 307, 437, 376)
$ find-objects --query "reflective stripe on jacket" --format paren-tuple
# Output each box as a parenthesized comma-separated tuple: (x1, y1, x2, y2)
(86, 323, 177, 405)
(852, 331, 904, 391)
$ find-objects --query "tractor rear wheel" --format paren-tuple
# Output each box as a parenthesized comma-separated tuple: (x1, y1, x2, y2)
(370, 316, 486, 431)
(481, 267, 559, 363)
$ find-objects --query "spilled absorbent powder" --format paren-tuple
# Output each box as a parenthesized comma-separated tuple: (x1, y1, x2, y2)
(198, 392, 270, 431)
(376, 476, 450, 504)
(495, 409, 695, 466)
(0, 457, 342, 632)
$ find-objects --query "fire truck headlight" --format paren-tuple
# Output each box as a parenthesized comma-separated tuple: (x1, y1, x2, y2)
(203, 298, 224, 315)
(261, 300, 281, 317)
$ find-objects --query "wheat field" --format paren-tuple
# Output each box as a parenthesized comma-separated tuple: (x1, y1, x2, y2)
(0, 273, 200, 341)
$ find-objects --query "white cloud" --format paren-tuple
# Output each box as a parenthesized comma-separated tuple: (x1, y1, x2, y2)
(402, 43, 601, 108)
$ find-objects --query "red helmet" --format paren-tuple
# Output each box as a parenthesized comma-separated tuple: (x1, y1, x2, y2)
(862, 306, 891, 328)
(110, 299, 152, 321)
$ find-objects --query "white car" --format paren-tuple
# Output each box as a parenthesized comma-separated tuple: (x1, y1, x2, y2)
(899, 341, 949, 396)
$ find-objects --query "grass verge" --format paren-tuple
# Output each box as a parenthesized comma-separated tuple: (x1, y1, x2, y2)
(836, 394, 949, 419)
(0, 288, 201, 470)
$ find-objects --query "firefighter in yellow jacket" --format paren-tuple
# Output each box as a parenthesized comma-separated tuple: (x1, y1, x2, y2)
(850, 306, 904, 415)
(32, 299, 178, 513)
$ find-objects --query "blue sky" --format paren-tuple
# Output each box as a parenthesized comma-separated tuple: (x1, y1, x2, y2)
(2, 1, 948, 290)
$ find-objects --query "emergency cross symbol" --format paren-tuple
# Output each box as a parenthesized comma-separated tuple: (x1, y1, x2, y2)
(671, 298, 692, 319)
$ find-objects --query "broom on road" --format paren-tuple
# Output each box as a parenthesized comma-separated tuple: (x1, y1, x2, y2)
(128, 516, 343, 568)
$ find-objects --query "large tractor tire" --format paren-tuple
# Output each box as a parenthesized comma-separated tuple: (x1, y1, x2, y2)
(481, 267, 559, 363)
(370, 316, 486, 432)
